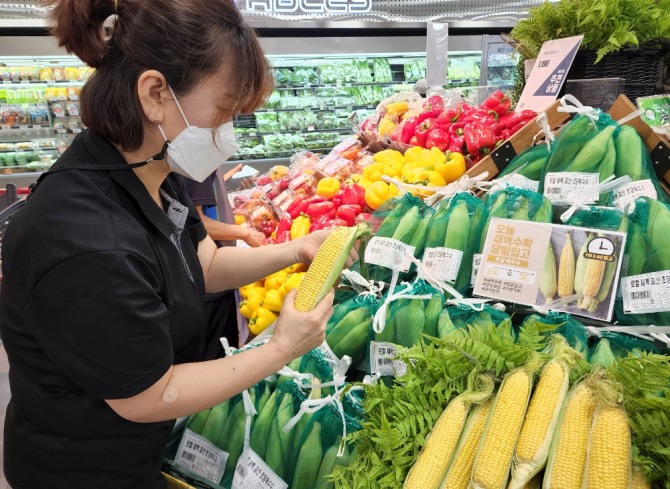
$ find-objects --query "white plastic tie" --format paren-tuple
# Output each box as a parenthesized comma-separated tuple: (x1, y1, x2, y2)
(424, 173, 491, 207)
(557, 94, 600, 124)
(340, 269, 385, 298)
(559, 175, 632, 223)
(372, 282, 433, 334)
(535, 112, 556, 149)
(617, 109, 645, 126)
(533, 293, 582, 315)
(407, 254, 463, 300)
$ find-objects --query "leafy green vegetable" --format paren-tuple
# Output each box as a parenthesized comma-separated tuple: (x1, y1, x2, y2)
(510, 0, 670, 62)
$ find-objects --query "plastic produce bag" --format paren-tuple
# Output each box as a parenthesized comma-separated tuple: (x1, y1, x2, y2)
(615, 197, 670, 326)
(478, 187, 553, 253)
(566, 205, 628, 232)
(519, 312, 588, 356)
(325, 292, 379, 367)
(496, 143, 550, 182)
(436, 304, 512, 340)
(588, 331, 661, 368)
(424, 192, 486, 296)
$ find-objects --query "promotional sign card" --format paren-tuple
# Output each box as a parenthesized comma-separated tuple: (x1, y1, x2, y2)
(474, 218, 626, 322)
(516, 35, 583, 112)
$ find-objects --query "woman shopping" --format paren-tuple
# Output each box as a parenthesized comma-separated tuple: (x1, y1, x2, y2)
(0, 1, 345, 488)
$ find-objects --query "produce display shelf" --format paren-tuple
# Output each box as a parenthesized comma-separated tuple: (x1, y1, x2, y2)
(1, 80, 85, 86)
(236, 128, 352, 139)
(0, 125, 52, 131)
(273, 81, 400, 90)
(254, 105, 371, 113)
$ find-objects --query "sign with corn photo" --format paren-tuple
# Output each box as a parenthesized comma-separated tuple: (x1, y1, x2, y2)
(474, 218, 626, 321)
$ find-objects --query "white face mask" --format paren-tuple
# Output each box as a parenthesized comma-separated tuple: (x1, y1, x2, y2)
(157, 86, 240, 182)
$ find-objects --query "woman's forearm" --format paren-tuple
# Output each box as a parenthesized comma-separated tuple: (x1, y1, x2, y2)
(106, 341, 291, 423)
(198, 236, 299, 292)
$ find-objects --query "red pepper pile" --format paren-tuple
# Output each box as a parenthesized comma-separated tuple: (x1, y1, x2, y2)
(390, 91, 537, 165)
(269, 183, 369, 244)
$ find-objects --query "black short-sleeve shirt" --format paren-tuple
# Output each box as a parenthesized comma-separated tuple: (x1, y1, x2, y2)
(0, 130, 207, 489)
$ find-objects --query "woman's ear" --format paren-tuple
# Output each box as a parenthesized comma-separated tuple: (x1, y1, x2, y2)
(137, 70, 169, 125)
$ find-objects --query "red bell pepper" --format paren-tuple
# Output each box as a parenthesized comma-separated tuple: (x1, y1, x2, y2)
(336, 204, 362, 226)
(276, 215, 292, 237)
(258, 220, 276, 238)
(481, 90, 512, 117)
(419, 95, 444, 121)
(286, 197, 308, 219)
(448, 136, 465, 154)
(425, 128, 450, 152)
(400, 115, 421, 144)
(356, 212, 372, 223)
(509, 121, 528, 136)
(499, 109, 536, 130)
(310, 215, 347, 232)
(306, 196, 327, 205)
(414, 118, 439, 147)
(326, 218, 349, 229)
(341, 184, 366, 207)
(306, 201, 336, 221)
(409, 134, 425, 147)
(464, 121, 497, 157)
(331, 189, 345, 208)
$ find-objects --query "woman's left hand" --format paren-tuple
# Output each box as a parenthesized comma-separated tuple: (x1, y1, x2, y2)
(292, 229, 359, 267)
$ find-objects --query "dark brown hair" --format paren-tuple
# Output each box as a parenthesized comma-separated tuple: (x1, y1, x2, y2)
(45, 0, 273, 151)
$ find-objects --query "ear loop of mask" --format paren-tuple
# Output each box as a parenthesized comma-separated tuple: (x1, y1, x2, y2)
(157, 86, 190, 143)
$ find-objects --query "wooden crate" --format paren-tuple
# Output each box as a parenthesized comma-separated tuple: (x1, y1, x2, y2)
(465, 99, 570, 180)
(608, 94, 670, 187)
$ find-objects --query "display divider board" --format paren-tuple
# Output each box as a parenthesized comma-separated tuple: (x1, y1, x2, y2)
(465, 98, 570, 181)
(608, 94, 670, 189)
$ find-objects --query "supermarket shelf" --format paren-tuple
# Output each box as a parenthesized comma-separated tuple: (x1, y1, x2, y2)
(236, 128, 352, 138)
(273, 81, 399, 90)
(254, 105, 372, 113)
(0, 80, 85, 86)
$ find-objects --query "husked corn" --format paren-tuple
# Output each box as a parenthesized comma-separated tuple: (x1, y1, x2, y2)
(585, 406, 631, 489)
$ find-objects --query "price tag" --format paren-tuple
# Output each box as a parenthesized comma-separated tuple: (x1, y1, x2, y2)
(56, 128, 67, 134)
(2, 80, 9, 85)
(307, 125, 315, 132)
(20, 80, 29, 85)
(422, 247, 463, 282)
(612, 179, 657, 212)
(232, 449, 288, 489)
(543, 172, 599, 205)
(369, 341, 407, 377)
(364, 237, 415, 273)
(622, 270, 670, 314)
(174, 429, 228, 485)
(69, 95, 79, 101)
(480, 262, 537, 285)
(471, 254, 482, 286)
(71, 128, 82, 134)
(19, 125, 30, 130)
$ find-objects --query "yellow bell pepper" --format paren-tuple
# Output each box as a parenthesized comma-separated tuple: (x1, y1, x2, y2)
(262, 288, 284, 313)
(239, 303, 254, 319)
(365, 181, 399, 210)
(316, 177, 341, 199)
(241, 288, 266, 316)
(404, 146, 429, 164)
(249, 307, 278, 336)
(418, 170, 447, 187)
(290, 215, 311, 240)
(358, 178, 373, 190)
(283, 272, 304, 294)
(428, 147, 447, 166)
(264, 270, 288, 290)
(362, 162, 385, 183)
(378, 118, 396, 137)
(285, 263, 307, 274)
(234, 214, 246, 225)
(373, 149, 405, 167)
(240, 284, 265, 300)
(435, 151, 467, 183)
(385, 101, 409, 115)
(383, 160, 405, 178)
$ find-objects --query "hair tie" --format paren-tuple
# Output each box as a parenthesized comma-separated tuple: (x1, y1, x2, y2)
(114, 0, 119, 12)
(101, 14, 118, 42)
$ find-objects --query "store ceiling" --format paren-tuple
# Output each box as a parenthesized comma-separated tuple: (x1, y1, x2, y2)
(0, 0, 553, 22)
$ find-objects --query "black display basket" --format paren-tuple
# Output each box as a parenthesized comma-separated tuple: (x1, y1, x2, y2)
(566, 46, 664, 101)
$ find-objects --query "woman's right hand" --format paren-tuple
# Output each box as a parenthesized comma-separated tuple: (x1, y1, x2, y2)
(268, 288, 334, 362)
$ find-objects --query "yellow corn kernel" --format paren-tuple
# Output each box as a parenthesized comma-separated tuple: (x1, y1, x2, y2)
(472, 369, 531, 489)
(442, 400, 493, 489)
(545, 383, 596, 489)
(557, 232, 575, 298)
(404, 397, 468, 489)
(580, 258, 606, 310)
(585, 406, 631, 489)
(510, 361, 568, 488)
(631, 465, 651, 489)
(294, 226, 356, 312)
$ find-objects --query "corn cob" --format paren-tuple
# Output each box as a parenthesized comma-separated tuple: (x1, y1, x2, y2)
(579, 254, 607, 310)
(509, 359, 569, 489)
(423, 295, 444, 339)
(330, 318, 371, 365)
(543, 381, 596, 489)
(472, 359, 540, 489)
(646, 198, 670, 271)
(249, 390, 279, 459)
(265, 393, 295, 479)
(405, 376, 494, 489)
(589, 337, 615, 368)
(325, 307, 369, 349)
(295, 224, 368, 312)
(186, 408, 211, 435)
(511, 197, 530, 221)
(392, 205, 422, 243)
(374, 308, 396, 344)
(200, 401, 229, 447)
(597, 136, 617, 189)
(631, 465, 651, 489)
(479, 191, 508, 253)
(395, 299, 425, 348)
(523, 474, 543, 489)
(444, 201, 471, 254)
(557, 232, 575, 298)
(573, 233, 591, 308)
(408, 211, 431, 256)
(539, 241, 557, 303)
(441, 399, 493, 489)
(587, 221, 626, 313)
(563, 125, 616, 173)
(531, 197, 553, 224)
(625, 222, 646, 277)
(437, 308, 456, 339)
(290, 421, 324, 489)
(426, 205, 451, 249)
(614, 125, 645, 181)
(584, 405, 632, 489)
(315, 441, 339, 489)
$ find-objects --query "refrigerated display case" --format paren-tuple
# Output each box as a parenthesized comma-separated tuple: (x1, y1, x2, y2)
(479, 34, 519, 90)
